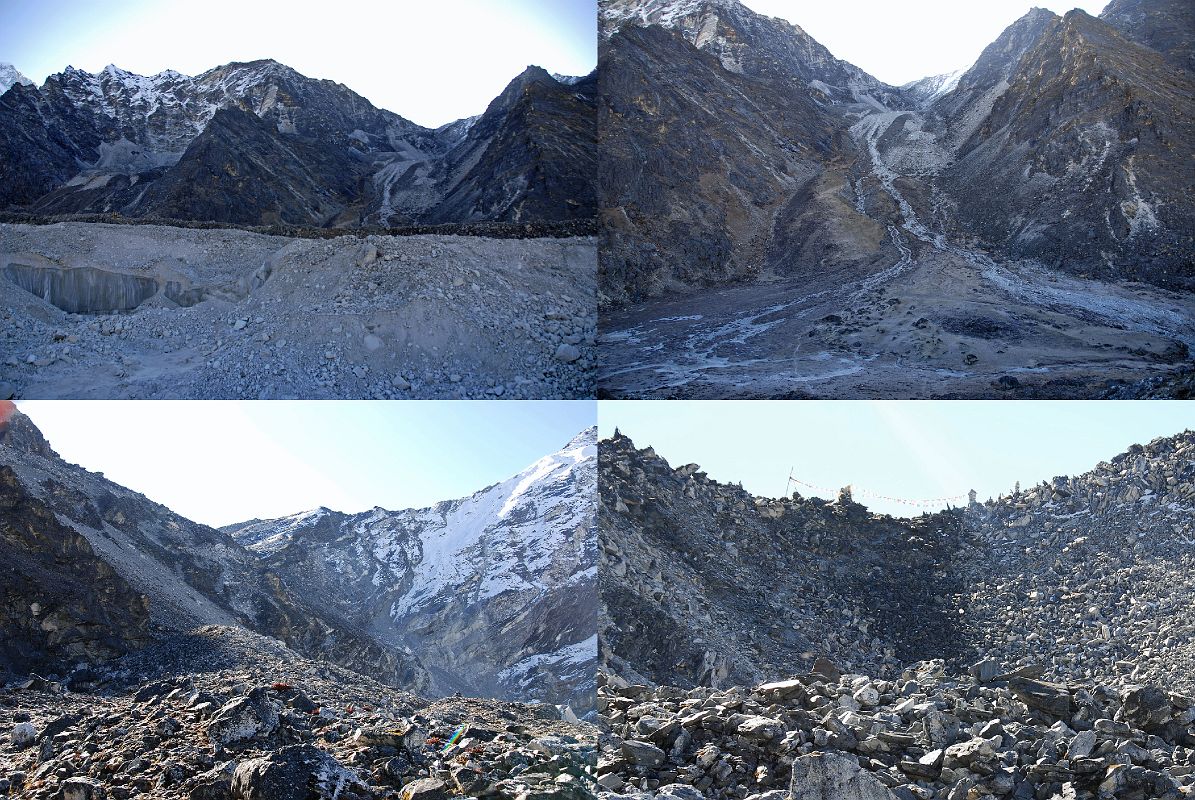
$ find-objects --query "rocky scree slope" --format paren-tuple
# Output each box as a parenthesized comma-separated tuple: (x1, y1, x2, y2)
(0, 410, 428, 692)
(599, 432, 964, 690)
(600, 430, 1195, 694)
(955, 429, 1195, 695)
(0, 464, 150, 678)
(0, 59, 595, 227)
(598, 0, 1195, 306)
(223, 427, 599, 714)
(0, 624, 598, 800)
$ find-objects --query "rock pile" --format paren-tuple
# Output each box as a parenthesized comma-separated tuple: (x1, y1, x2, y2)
(957, 431, 1195, 693)
(600, 430, 1195, 694)
(596, 662, 1195, 799)
(598, 430, 1195, 797)
(0, 626, 597, 799)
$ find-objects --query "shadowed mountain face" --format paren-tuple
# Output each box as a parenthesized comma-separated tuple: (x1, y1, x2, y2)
(599, 432, 965, 689)
(599, 0, 1195, 307)
(598, 2, 896, 305)
(939, 8, 1195, 284)
(0, 464, 151, 679)
(1101, 0, 1195, 72)
(0, 59, 595, 227)
(0, 412, 597, 712)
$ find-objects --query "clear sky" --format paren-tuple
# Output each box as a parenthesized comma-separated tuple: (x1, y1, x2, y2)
(16, 400, 595, 528)
(599, 401, 1194, 517)
(0, 0, 597, 127)
(739, 0, 1109, 86)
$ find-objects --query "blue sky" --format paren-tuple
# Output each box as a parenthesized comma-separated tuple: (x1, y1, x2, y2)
(599, 401, 1193, 517)
(741, 0, 1108, 87)
(0, 0, 596, 127)
(16, 400, 594, 527)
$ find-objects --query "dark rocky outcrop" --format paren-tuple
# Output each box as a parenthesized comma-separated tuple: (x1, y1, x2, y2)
(598, 4, 892, 305)
(1101, 0, 1195, 73)
(599, 432, 964, 689)
(939, 9, 1195, 288)
(420, 67, 598, 225)
(0, 465, 150, 679)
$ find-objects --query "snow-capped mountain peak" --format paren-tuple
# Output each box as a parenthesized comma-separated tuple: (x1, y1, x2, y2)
(0, 62, 33, 94)
(222, 427, 598, 711)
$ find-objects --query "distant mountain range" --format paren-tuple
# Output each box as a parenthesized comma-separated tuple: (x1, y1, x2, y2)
(0, 412, 597, 713)
(599, 0, 1194, 305)
(0, 59, 596, 228)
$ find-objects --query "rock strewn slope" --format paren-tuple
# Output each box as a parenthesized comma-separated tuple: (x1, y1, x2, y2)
(0, 625, 597, 800)
(596, 664, 1195, 799)
(957, 430, 1195, 694)
(599, 433, 964, 690)
(1, 222, 597, 400)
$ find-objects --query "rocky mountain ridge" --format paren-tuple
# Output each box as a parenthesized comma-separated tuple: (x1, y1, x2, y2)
(0, 410, 428, 694)
(0, 59, 595, 228)
(0, 411, 597, 714)
(0, 63, 32, 95)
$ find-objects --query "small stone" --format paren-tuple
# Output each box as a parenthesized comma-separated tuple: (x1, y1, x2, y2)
(400, 777, 448, 800)
(10, 721, 36, 747)
(554, 343, 581, 363)
(622, 739, 666, 767)
(61, 778, 107, 800)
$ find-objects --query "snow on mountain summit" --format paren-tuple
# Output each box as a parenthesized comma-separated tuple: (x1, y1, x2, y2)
(223, 427, 598, 710)
(0, 62, 33, 94)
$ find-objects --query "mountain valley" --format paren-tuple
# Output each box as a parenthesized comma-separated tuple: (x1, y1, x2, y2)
(597, 0, 1195, 399)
